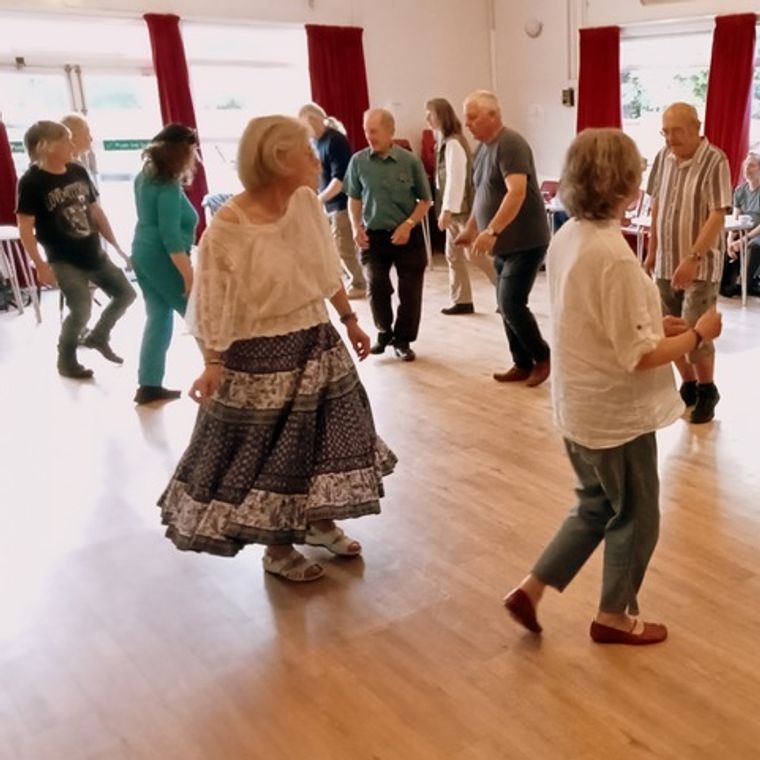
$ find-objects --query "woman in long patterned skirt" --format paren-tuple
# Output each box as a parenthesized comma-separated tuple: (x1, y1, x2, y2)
(159, 115, 396, 582)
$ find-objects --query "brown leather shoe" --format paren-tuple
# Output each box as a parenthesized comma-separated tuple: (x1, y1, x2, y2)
(493, 366, 531, 383)
(504, 589, 542, 634)
(589, 620, 667, 645)
(526, 359, 550, 387)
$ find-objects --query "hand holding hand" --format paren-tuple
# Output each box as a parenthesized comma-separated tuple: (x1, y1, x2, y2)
(694, 307, 722, 342)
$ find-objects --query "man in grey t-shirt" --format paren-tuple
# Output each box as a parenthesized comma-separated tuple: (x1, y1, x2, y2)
(455, 90, 550, 387)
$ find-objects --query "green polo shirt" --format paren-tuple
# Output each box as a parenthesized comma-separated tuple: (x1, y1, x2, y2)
(344, 145, 432, 231)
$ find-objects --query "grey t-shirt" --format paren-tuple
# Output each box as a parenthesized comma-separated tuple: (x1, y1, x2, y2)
(472, 127, 549, 255)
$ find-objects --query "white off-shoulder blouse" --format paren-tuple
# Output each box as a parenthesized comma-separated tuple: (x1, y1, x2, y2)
(185, 186, 344, 351)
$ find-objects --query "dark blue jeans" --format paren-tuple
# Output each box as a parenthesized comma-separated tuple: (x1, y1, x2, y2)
(494, 246, 550, 369)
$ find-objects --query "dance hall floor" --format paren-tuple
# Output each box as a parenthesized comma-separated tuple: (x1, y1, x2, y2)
(1, 257, 759, 759)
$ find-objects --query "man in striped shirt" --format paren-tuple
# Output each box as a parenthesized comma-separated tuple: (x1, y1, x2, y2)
(644, 102, 731, 424)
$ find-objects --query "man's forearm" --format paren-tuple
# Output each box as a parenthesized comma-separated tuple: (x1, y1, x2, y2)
(318, 178, 343, 204)
(348, 198, 364, 231)
(91, 206, 120, 249)
(18, 228, 45, 268)
(407, 200, 432, 226)
(488, 192, 524, 234)
(692, 210, 726, 257)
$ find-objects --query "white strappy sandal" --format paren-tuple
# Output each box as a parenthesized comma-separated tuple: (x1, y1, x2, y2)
(263, 549, 325, 582)
(305, 525, 362, 557)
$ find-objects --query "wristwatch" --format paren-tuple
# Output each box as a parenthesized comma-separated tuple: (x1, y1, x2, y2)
(485, 226, 499, 237)
(689, 250, 703, 262)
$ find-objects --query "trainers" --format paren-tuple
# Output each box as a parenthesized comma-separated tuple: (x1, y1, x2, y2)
(690, 383, 720, 424)
(134, 385, 182, 405)
(441, 303, 474, 315)
(58, 363, 94, 379)
(679, 380, 698, 407)
(83, 336, 124, 364)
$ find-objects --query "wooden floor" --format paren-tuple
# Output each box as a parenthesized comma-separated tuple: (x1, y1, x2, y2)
(1, 258, 760, 760)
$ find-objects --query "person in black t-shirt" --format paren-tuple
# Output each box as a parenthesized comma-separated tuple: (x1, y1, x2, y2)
(16, 120, 136, 379)
(299, 103, 366, 298)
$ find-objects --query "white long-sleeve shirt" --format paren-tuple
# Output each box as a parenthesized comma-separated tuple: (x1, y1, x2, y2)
(438, 138, 468, 214)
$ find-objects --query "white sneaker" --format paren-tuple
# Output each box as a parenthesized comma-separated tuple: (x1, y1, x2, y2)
(346, 286, 366, 299)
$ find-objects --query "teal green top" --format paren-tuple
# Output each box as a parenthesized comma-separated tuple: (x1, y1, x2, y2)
(131, 169, 198, 263)
(734, 182, 760, 227)
(344, 145, 432, 231)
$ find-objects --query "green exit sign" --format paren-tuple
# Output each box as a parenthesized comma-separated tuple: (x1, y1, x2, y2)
(103, 139, 150, 151)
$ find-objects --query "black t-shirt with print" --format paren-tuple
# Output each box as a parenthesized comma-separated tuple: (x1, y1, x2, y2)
(16, 163, 104, 270)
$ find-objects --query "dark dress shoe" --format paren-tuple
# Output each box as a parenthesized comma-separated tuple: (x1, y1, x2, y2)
(83, 336, 124, 364)
(504, 589, 542, 634)
(679, 380, 698, 407)
(590, 620, 667, 645)
(370, 333, 393, 355)
(441, 303, 474, 315)
(393, 344, 416, 362)
(134, 385, 182, 404)
(493, 366, 531, 382)
(58, 363, 94, 379)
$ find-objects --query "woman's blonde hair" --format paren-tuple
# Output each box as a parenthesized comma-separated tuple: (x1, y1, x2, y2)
(560, 129, 642, 220)
(23, 120, 70, 164)
(237, 115, 310, 192)
(297, 102, 346, 135)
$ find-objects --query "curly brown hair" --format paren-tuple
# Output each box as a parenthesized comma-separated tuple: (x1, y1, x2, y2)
(560, 129, 642, 221)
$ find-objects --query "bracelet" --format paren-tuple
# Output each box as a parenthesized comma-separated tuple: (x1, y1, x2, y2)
(690, 327, 704, 349)
(340, 311, 358, 324)
(205, 358, 224, 366)
(405, 218, 415, 227)
(689, 250, 703, 262)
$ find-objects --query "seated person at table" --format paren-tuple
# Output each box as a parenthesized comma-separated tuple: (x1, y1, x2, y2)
(721, 149, 760, 298)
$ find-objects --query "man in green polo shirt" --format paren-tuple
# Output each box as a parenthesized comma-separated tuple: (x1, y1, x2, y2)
(345, 108, 432, 361)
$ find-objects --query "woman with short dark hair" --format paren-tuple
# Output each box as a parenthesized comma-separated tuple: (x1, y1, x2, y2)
(131, 123, 199, 404)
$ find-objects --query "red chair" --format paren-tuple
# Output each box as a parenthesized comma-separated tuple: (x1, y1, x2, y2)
(539, 179, 559, 203)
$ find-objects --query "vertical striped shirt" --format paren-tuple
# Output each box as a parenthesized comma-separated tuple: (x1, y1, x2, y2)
(646, 139, 732, 283)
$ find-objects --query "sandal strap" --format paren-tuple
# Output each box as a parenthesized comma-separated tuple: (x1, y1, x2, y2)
(264, 549, 323, 581)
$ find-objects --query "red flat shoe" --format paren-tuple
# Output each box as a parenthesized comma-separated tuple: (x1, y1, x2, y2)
(589, 620, 667, 645)
(504, 588, 542, 634)
(493, 366, 531, 383)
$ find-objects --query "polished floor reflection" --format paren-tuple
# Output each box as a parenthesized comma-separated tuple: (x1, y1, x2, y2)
(1, 262, 759, 759)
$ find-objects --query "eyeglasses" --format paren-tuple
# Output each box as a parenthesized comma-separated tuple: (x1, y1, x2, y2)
(659, 127, 687, 138)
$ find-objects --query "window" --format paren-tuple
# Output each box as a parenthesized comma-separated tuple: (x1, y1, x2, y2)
(620, 30, 712, 171)
(183, 22, 310, 191)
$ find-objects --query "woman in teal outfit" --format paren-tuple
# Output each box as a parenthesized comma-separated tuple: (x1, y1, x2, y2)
(131, 124, 199, 404)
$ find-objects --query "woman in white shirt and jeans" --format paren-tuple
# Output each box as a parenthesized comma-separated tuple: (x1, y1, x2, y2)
(425, 98, 497, 314)
(503, 129, 722, 645)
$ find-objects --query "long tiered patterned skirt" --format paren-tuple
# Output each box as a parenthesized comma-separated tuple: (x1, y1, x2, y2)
(159, 321, 397, 556)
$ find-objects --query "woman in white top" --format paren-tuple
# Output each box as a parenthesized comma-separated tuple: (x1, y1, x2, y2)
(425, 98, 496, 314)
(159, 116, 397, 582)
(503, 129, 722, 645)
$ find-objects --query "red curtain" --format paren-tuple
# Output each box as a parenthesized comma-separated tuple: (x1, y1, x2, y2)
(704, 14, 757, 187)
(577, 26, 622, 132)
(0, 120, 18, 225)
(143, 13, 208, 238)
(305, 25, 370, 152)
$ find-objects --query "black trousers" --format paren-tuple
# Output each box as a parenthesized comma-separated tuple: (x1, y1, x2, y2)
(361, 227, 427, 345)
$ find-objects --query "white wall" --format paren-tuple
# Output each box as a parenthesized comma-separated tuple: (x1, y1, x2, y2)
(494, 0, 759, 180)
(0, 0, 493, 149)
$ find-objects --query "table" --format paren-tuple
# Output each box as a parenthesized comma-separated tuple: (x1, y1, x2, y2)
(0, 225, 42, 323)
(630, 215, 755, 307)
(724, 215, 755, 307)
